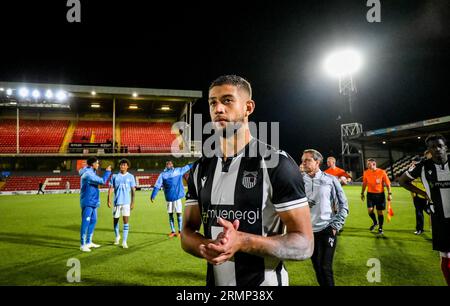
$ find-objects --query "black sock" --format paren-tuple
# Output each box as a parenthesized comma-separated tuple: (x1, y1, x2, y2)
(378, 215, 384, 229)
(369, 212, 377, 224)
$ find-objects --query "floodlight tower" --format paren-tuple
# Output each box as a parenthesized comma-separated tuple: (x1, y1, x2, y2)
(324, 48, 362, 117)
(324, 48, 364, 173)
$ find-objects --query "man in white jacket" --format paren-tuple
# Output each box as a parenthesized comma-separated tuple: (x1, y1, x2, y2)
(301, 149, 349, 286)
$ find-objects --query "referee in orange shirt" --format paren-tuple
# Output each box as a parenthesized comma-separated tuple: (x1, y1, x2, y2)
(324, 157, 352, 185)
(361, 158, 392, 235)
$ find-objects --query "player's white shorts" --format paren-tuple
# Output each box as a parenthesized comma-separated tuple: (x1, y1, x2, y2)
(167, 199, 182, 214)
(113, 204, 131, 218)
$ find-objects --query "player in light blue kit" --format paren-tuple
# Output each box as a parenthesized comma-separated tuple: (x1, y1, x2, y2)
(79, 157, 112, 252)
(108, 159, 136, 249)
(151, 161, 192, 237)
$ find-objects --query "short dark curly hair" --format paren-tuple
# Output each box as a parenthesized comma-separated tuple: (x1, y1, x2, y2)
(87, 156, 98, 166)
(119, 158, 131, 167)
(209, 75, 252, 98)
(425, 134, 447, 147)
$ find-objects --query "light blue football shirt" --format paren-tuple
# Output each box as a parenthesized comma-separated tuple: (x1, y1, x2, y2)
(110, 172, 136, 205)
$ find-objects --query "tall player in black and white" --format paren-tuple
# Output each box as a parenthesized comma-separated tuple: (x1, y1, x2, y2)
(181, 75, 314, 286)
(399, 134, 450, 286)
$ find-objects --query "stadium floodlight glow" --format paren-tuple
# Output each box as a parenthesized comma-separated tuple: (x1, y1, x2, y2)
(382, 141, 387, 145)
(129, 105, 138, 109)
(161, 106, 171, 111)
(417, 136, 421, 140)
(90, 104, 100, 108)
(0, 88, 4, 91)
(45, 89, 53, 99)
(56, 90, 67, 101)
(91, 91, 96, 96)
(6, 88, 13, 96)
(132, 92, 138, 98)
(32, 89, 40, 99)
(19, 87, 29, 98)
(324, 48, 362, 78)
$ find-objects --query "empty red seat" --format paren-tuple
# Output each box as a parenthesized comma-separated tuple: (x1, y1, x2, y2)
(0, 119, 68, 153)
(120, 122, 178, 153)
(71, 121, 113, 143)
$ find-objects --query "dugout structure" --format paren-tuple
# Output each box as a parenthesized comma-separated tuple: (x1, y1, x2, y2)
(342, 115, 450, 180)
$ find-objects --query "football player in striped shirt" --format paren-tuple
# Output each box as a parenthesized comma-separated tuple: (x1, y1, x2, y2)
(399, 134, 450, 286)
(181, 75, 314, 286)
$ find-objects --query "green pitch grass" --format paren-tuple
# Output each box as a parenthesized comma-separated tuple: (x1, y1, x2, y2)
(0, 186, 446, 286)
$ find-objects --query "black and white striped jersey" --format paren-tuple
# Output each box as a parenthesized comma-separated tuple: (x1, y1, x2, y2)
(185, 138, 308, 286)
(406, 157, 450, 252)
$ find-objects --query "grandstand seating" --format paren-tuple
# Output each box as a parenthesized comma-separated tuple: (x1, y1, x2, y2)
(385, 155, 419, 179)
(0, 119, 68, 153)
(71, 121, 113, 143)
(0, 173, 159, 192)
(1, 119, 178, 154)
(120, 122, 177, 153)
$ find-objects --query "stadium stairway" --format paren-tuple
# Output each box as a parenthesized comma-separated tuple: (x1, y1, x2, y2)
(385, 155, 419, 179)
(115, 122, 121, 148)
(60, 120, 77, 153)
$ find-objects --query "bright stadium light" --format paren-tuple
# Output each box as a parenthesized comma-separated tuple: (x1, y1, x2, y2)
(6, 88, 12, 96)
(129, 105, 138, 109)
(91, 91, 96, 96)
(56, 90, 67, 101)
(0, 88, 4, 91)
(132, 92, 138, 98)
(32, 89, 40, 99)
(161, 105, 171, 111)
(323, 48, 363, 116)
(45, 89, 54, 99)
(324, 48, 362, 78)
(19, 87, 29, 98)
(91, 103, 100, 108)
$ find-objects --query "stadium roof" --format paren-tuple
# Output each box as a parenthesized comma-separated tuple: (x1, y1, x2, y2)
(0, 81, 202, 102)
(0, 81, 203, 115)
(348, 115, 450, 150)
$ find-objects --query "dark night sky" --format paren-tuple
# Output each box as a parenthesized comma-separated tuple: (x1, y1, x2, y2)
(1, 0, 449, 161)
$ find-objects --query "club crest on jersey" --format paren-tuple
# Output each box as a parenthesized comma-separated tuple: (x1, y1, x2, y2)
(328, 237, 335, 247)
(242, 171, 258, 189)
